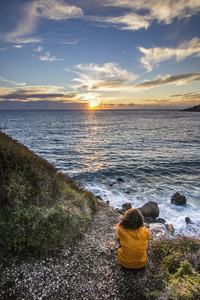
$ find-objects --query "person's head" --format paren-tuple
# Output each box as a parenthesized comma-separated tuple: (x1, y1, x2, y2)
(118, 208, 144, 230)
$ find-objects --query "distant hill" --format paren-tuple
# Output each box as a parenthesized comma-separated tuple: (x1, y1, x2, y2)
(182, 104, 200, 112)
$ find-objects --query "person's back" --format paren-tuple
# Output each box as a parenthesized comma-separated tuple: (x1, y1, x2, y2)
(117, 208, 150, 269)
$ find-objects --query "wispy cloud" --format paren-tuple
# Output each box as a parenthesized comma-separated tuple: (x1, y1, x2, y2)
(0, 86, 74, 101)
(169, 92, 200, 107)
(4, 0, 83, 43)
(39, 51, 65, 62)
(139, 37, 200, 71)
(170, 92, 200, 101)
(134, 72, 200, 89)
(85, 0, 200, 32)
(0, 76, 26, 86)
(71, 62, 138, 91)
(87, 12, 150, 31)
(0, 86, 98, 103)
(107, 0, 200, 26)
(34, 46, 43, 52)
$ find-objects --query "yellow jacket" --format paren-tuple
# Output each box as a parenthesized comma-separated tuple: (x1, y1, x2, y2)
(117, 225, 150, 269)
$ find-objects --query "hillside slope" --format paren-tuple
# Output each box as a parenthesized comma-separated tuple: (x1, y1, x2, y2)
(0, 131, 97, 253)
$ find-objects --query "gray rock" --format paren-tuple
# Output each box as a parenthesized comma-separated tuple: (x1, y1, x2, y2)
(143, 216, 157, 223)
(124, 187, 136, 194)
(171, 192, 186, 205)
(116, 208, 125, 215)
(149, 223, 171, 240)
(165, 224, 175, 235)
(122, 203, 132, 211)
(157, 218, 166, 224)
(140, 201, 159, 218)
(96, 195, 103, 201)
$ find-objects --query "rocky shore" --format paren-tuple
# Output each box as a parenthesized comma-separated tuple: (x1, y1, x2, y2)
(1, 131, 199, 299)
(0, 198, 177, 300)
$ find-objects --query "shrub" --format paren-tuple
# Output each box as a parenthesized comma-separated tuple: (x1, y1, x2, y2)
(5, 201, 92, 254)
(147, 238, 200, 299)
(168, 261, 200, 299)
(0, 130, 97, 254)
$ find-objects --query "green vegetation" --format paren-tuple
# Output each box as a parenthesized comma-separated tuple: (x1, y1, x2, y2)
(0, 131, 97, 254)
(147, 237, 200, 299)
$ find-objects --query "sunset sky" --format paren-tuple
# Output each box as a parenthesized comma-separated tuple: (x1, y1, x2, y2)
(0, 0, 200, 109)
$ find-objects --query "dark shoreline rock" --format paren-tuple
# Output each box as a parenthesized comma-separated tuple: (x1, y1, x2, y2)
(122, 203, 132, 211)
(140, 201, 160, 218)
(171, 192, 186, 205)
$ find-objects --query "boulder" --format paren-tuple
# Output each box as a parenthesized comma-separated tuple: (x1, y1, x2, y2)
(140, 201, 159, 218)
(122, 203, 132, 211)
(149, 223, 171, 240)
(185, 217, 191, 224)
(171, 192, 186, 205)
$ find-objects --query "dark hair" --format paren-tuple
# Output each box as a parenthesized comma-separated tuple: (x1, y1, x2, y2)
(118, 209, 144, 230)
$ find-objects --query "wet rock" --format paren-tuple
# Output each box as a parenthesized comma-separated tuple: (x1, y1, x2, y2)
(171, 192, 186, 205)
(157, 218, 166, 224)
(96, 195, 103, 201)
(185, 217, 191, 224)
(124, 187, 136, 194)
(117, 178, 125, 182)
(122, 203, 132, 211)
(149, 223, 171, 240)
(166, 224, 175, 235)
(109, 182, 117, 187)
(143, 216, 157, 224)
(140, 201, 159, 218)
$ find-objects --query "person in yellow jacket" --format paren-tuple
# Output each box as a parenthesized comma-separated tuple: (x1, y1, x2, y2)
(117, 208, 150, 269)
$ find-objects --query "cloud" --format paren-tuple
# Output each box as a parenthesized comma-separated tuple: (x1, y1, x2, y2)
(87, 12, 150, 31)
(170, 92, 200, 101)
(84, 0, 200, 32)
(139, 37, 200, 71)
(71, 62, 138, 91)
(39, 51, 65, 62)
(4, 0, 83, 43)
(0, 86, 99, 104)
(107, 0, 200, 25)
(34, 46, 43, 52)
(0, 77, 26, 86)
(0, 86, 66, 101)
(134, 72, 200, 89)
(12, 45, 23, 49)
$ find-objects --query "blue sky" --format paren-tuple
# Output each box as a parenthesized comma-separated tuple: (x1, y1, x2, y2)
(0, 0, 200, 109)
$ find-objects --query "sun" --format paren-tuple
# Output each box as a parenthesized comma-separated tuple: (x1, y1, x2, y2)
(89, 101, 99, 109)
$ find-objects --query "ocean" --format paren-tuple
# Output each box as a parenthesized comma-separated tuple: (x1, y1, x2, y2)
(1, 109, 200, 237)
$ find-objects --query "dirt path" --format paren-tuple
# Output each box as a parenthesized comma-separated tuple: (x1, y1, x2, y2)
(0, 205, 152, 300)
